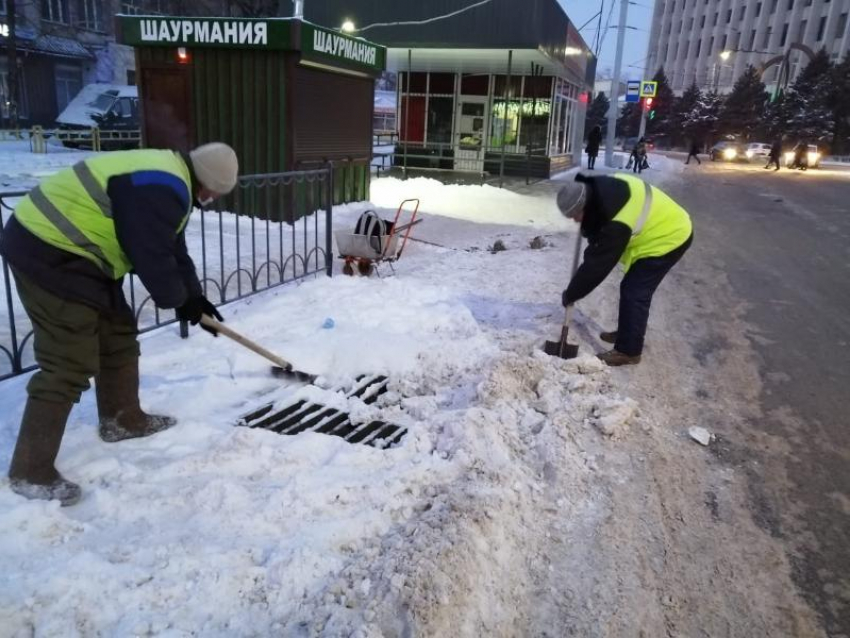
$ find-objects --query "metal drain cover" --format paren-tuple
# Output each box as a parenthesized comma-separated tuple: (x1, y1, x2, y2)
(237, 375, 407, 449)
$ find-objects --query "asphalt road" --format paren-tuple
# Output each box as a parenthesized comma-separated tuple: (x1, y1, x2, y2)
(660, 158, 850, 636)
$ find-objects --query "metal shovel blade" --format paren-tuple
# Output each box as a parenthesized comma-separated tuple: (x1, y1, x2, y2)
(271, 365, 318, 383)
(543, 326, 579, 359)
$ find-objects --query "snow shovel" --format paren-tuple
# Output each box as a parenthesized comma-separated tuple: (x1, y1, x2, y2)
(543, 305, 579, 359)
(200, 315, 317, 383)
(543, 231, 583, 359)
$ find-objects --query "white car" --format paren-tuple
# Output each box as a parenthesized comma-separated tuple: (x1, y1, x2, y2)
(784, 144, 821, 169)
(745, 142, 772, 159)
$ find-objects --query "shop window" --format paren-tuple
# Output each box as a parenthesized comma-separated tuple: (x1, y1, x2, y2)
(461, 74, 489, 95)
(399, 96, 425, 143)
(405, 72, 427, 93)
(523, 75, 551, 99)
(519, 99, 550, 151)
(457, 100, 485, 149)
(494, 75, 522, 98)
(429, 73, 454, 95)
(490, 99, 521, 149)
(42, 0, 69, 22)
(54, 64, 82, 113)
(426, 96, 453, 144)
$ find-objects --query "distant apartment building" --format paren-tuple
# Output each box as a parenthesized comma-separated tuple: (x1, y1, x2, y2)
(646, 0, 850, 95)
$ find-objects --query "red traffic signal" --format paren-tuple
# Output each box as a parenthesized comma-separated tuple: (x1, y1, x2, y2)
(645, 97, 654, 109)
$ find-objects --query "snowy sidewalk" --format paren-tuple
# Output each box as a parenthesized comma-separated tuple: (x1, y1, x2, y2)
(0, 171, 647, 635)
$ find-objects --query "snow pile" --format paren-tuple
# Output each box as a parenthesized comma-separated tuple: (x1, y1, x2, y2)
(0, 158, 661, 634)
(371, 177, 571, 231)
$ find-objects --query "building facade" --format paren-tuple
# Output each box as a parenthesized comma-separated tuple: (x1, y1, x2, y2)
(646, 0, 850, 95)
(304, 0, 595, 177)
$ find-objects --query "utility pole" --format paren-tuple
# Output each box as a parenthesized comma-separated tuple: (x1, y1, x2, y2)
(637, 98, 648, 139)
(6, 0, 20, 131)
(605, 0, 629, 168)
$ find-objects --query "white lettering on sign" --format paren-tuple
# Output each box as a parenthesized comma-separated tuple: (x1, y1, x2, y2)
(138, 19, 270, 46)
(312, 29, 376, 65)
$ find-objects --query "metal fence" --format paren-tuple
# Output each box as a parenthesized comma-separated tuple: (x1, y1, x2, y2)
(0, 166, 334, 381)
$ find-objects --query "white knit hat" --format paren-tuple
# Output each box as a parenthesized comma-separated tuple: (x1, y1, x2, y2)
(189, 142, 239, 194)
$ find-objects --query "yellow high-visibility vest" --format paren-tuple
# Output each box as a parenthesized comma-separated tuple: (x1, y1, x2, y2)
(13, 150, 193, 279)
(610, 173, 692, 271)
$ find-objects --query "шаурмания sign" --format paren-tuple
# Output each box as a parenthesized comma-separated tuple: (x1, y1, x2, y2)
(119, 16, 290, 49)
(311, 29, 376, 66)
(141, 18, 268, 46)
(117, 17, 386, 72)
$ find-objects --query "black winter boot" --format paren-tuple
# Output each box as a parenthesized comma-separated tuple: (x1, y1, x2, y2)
(96, 360, 176, 443)
(599, 330, 618, 344)
(8, 398, 81, 506)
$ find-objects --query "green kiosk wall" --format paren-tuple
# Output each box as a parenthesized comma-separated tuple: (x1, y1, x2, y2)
(118, 17, 385, 221)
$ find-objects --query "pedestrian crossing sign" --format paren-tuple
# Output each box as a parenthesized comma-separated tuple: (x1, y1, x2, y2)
(640, 81, 658, 98)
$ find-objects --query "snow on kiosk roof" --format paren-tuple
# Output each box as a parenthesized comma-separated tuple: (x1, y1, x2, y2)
(117, 15, 386, 211)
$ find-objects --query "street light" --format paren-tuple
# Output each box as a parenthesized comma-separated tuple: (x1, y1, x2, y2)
(719, 50, 732, 61)
(341, 20, 356, 33)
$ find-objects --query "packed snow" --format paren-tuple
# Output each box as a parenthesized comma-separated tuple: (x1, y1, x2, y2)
(2, 145, 802, 636)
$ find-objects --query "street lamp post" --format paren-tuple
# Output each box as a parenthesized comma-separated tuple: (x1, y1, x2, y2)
(714, 50, 732, 92)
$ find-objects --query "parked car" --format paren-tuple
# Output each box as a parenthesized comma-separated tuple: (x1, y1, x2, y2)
(56, 83, 140, 149)
(709, 141, 746, 162)
(784, 144, 821, 169)
(745, 142, 772, 159)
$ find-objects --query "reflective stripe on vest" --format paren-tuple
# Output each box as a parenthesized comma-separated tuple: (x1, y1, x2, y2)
(631, 181, 653, 236)
(73, 161, 113, 219)
(29, 185, 115, 278)
(13, 150, 192, 279)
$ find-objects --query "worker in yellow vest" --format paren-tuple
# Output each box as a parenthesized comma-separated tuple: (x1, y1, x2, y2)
(557, 172, 693, 366)
(0, 143, 238, 506)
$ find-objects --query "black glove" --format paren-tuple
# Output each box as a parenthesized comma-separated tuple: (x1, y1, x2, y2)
(562, 289, 573, 308)
(176, 296, 223, 336)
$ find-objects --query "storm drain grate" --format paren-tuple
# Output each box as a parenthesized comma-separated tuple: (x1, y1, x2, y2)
(237, 375, 407, 449)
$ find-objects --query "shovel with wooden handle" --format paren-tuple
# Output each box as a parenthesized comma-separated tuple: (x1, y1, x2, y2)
(543, 230, 583, 360)
(200, 314, 317, 383)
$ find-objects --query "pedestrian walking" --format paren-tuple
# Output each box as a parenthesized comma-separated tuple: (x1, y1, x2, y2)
(586, 125, 602, 170)
(633, 137, 648, 174)
(764, 139, 782, 171)
(791, 139, 808, 170)
(0, 143, 239, 506)
(556, 172, 693, 366)
(685, 139, 701, 165)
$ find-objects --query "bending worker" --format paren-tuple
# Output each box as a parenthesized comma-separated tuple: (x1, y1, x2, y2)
(557, 172, 693, 366)
(0, 143, 238, 506)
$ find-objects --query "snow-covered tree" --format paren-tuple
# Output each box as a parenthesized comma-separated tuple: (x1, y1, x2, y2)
(617, 102, 641, 138)
(644, 67, 676, 140)
(671, 82, 702, 146)
(783, 49, 835, 147)
(831, 56, 850, 154)
(683, 90, 724, 146)
(584, 92, 610, 138)
(718, 66, 768, 140)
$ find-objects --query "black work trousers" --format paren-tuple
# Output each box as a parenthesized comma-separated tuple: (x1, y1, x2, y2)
(615, 234, 693, 357)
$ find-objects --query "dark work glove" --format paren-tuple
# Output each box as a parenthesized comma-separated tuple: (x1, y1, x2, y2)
(176, 296, 223, 336)
(562, 289, 573, 308)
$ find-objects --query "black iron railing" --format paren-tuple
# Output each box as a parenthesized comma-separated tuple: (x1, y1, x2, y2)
(0, 166, 334, 380)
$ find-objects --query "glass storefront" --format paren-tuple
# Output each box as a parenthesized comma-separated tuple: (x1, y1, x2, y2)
(396, 70, 583, 173)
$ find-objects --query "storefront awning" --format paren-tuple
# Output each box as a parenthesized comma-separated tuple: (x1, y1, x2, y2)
(386, 47, 590, 87)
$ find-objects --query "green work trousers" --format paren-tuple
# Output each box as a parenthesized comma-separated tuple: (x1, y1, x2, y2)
(12, 270, 140, 404)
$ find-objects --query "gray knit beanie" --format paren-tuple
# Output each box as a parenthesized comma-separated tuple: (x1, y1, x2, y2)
(556, 179, 587, 219)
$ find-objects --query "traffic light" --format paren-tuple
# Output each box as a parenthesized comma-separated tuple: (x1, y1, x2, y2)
(645, 97, 656, 120)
